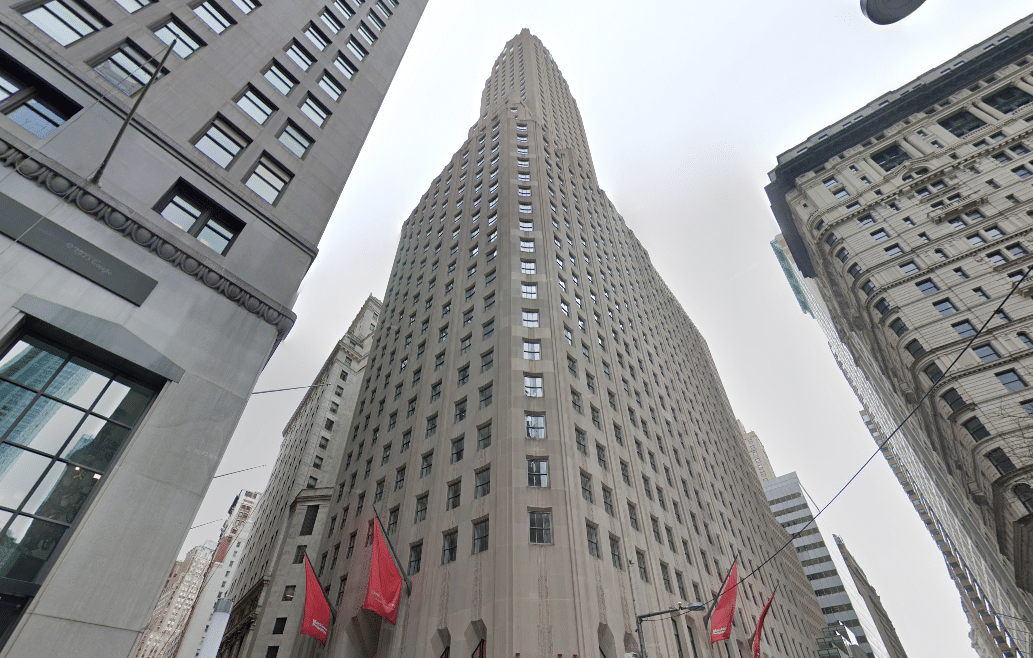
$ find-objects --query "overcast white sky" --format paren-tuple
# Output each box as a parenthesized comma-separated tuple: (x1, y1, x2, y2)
(181, 1, 1033, 655)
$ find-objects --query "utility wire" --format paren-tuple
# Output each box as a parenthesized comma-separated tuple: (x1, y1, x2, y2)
(189, 519, 223, 530)
(212, 464, 266, 478)
(251, 383, 331, 395)
(698, 266, 1032, 618)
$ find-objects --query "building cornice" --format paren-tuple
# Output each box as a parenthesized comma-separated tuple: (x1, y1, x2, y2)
(0, 137, 296, 339)
(766, 26, 1033, 278)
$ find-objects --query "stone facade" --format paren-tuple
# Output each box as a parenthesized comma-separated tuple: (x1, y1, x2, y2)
(136, 543, 217, 658)
(740, 420, 775, 482)
(766, 13, 1033, 656)
(0, 0, 425, 654)
(176, 489, 261, 658)
(218, 298, 379, 658)
(308, 29, 828, 658)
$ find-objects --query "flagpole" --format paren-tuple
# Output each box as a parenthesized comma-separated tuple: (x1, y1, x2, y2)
(371, 504, 413, 595)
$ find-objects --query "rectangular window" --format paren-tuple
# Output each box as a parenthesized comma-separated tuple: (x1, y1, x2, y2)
(525, 413, 545, 439)
(23, 0, 109, 46)
(279, 121, 312, 158)
(237, 86, 275, 124)
(318, 72, 344, 101)
(154, 17, 204, 58)
(472, 518, 489, 553)
(408, 543, 423, 574)
(529, 511, 552, 544)
(304, 23, 331, 51)
(334, 53, 357, 79)
(263, 61, 297, 96)
(301, 94, 330, 127)
(528, 458, 548, 487)
(523, 341, 541, 360)
(475, 467, 490, 498)
(156, 180, 244, 255)
(414, 494, 428, 522)
(246, 153, 292, 203)
(347, 37, 368, 61)
(441, 530, 458, 564)
(446, 480, 461, 510)
(586, 523, 600, 557)
(195, 116, 249, 168)
(94, 41, 162, 96)
(193, 1, 234, 33)
(286, 40, 316, 70)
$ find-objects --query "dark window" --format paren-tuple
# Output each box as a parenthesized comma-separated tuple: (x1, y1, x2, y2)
(0, 52, 81, 138)
(299, 505, 319, 535)
(942, 388, 967, 412)
(272, 617, 287, 634)
(986, 448, 1016, 475)
(923, 363, 944, 383)
(962, 416, 990, 441)
(156, 180, 244, 255)
(874, 298, 891, 315)
(905, 339, 926, 358)
(872, 144, 910, 171)
(974, 344, 1000, 363)
(938, 110, 985, 137)
(983, 86, 1033, 114)
(889, 317, 908, 336)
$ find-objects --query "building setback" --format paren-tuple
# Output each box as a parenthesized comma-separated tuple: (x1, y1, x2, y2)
(0, 0, 426, 654)
(766, 13, 1033, 655)
(306, 29, 828, 658)
(218, 297, 379, 658)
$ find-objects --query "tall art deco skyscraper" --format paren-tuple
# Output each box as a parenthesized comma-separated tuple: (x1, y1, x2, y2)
(310, 30, 827, 658)
(0, 0, 426, 655)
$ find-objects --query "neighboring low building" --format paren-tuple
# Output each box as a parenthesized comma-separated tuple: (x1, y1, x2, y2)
(175, 490, 261, 658)
(135, 543, 216, 658)
(218, 298, 379, 658)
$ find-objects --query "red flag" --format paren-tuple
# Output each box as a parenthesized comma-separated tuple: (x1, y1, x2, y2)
(710, 561, 738, 643)
(300, 555, 331, 645)
(362, 518, 403, 624)
(752, 592, 775, 658)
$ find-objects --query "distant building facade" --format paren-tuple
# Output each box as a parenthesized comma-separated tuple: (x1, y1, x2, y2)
(175, 490, 261, 658)
(740, 420, 776, 481)
(0, 0, 427, 654)
(767, 15, 1033, 651)
(834, 535, 909, 658)
(135, 543, 217, 658)
(764, 472, 899, 658)
(218, 297, 379, 658)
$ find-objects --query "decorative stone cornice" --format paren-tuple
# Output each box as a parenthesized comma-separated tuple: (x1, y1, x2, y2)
(0, 138, 296, 339)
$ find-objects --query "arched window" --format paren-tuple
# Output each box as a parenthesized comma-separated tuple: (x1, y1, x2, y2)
(1014, 484, 1033, 513)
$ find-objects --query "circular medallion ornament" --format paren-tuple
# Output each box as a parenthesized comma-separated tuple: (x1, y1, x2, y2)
(861, 0, 926, 24)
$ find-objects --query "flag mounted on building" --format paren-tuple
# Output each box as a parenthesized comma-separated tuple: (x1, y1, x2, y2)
(710, 560, 738, 643)
(362, 516, 403, 624)
(752, 592, 775, 658)
(300, 555, 332, 645)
